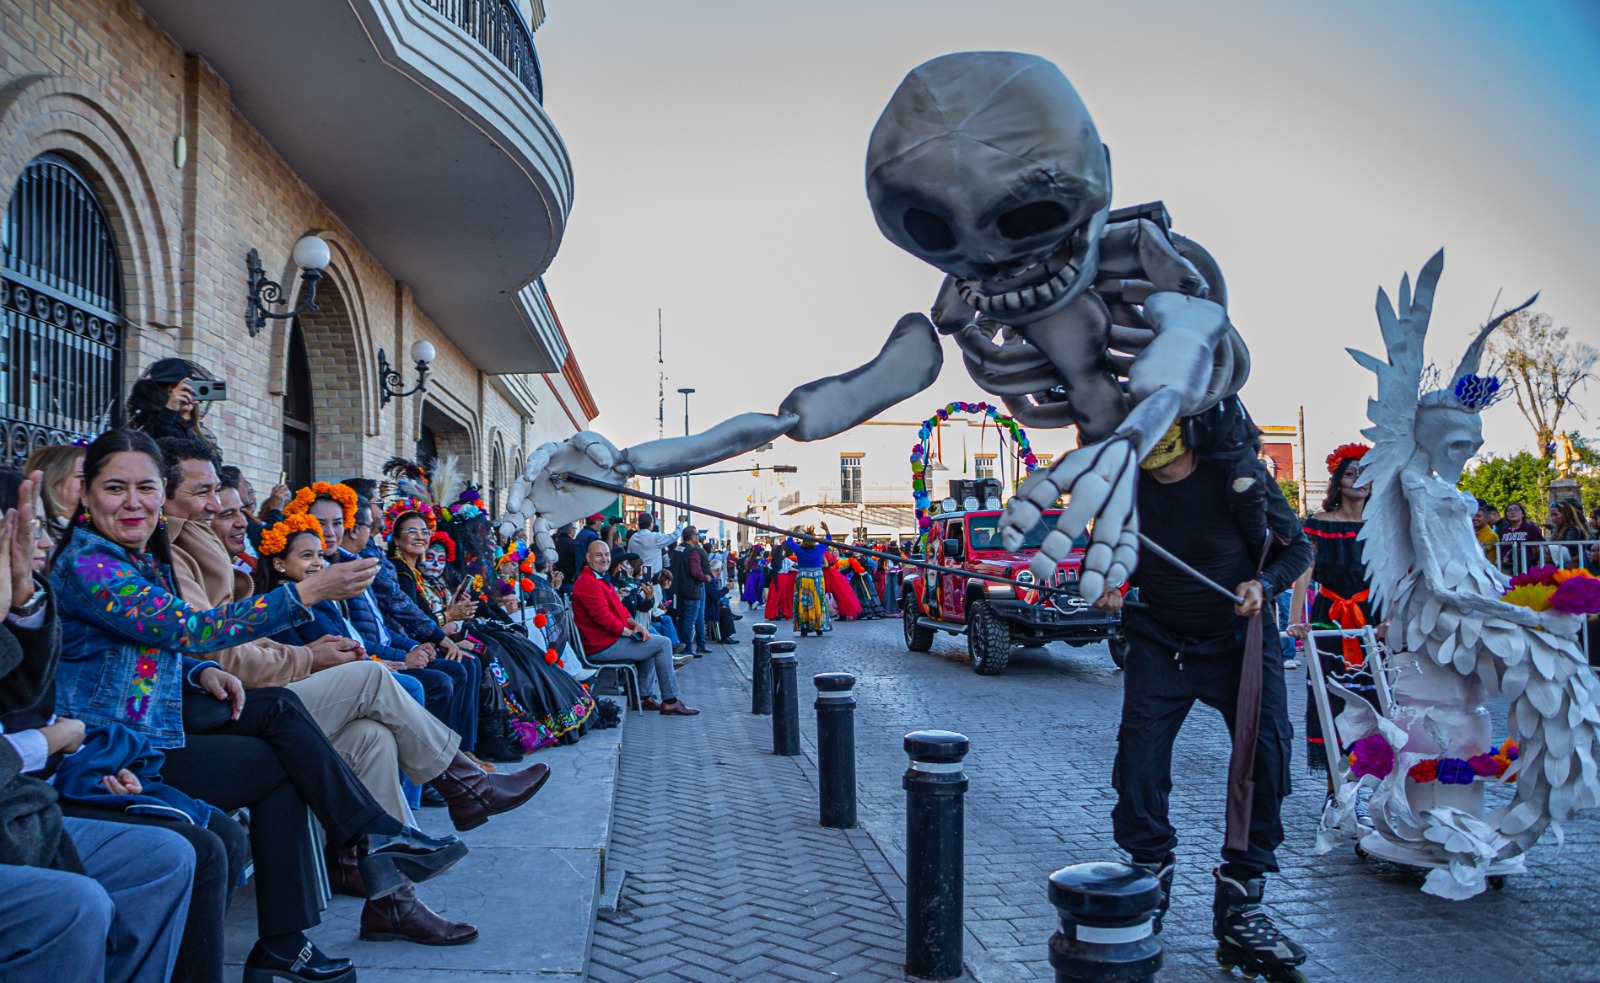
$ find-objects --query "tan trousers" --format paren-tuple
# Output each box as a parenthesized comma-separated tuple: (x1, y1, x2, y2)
(285, 660, 460, 825)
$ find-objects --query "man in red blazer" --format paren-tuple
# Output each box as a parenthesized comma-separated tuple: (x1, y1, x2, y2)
(572, 540, 699, 715)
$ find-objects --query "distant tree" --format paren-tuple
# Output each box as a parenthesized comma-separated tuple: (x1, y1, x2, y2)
(1458, 452, 1554, 510)
(1488, 309, 1597, 458)
(1277, 478, 1300, 513)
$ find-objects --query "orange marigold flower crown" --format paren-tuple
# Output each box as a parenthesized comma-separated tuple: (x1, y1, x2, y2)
(283, 482, 360, 529)
(383, 497, 438, 537)
(1325, 442, 1370, 476)
(260, 513, 327, 558)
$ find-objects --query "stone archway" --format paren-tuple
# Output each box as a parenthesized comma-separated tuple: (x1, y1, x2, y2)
(295, 276, 367, 480)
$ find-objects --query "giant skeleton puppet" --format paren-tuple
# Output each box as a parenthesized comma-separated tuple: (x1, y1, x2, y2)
(503, 52, 1249, 594)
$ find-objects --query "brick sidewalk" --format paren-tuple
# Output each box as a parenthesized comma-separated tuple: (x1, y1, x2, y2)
(590, 641, 915, 983)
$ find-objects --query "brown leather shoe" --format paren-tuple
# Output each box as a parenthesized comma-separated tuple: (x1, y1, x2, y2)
(360, 880, 479, 946)
(327, 845, 366, 898)
(659, 699, 701, 716)
(430, 752, 552, 831)
(637, 697, 663, 711)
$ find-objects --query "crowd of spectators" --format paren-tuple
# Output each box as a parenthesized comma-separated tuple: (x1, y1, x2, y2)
(0, 359, 635, 983)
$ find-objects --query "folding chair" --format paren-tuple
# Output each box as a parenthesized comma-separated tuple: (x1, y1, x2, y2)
(561, 606, 642, 714)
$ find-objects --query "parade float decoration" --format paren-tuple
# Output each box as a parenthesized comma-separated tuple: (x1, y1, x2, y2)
(499, 51, 1256, 605)
(909, 400, 1039, 546)
(1315, 252, 1600, 899)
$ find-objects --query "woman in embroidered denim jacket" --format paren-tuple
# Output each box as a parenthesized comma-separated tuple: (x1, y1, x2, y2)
(51, 527, 313, 747)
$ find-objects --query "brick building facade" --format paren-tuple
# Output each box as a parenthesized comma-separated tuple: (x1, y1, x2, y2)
(0, 0, 595, 513)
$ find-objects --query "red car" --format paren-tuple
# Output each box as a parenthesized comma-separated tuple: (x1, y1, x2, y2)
(900, 507, 1128, 674)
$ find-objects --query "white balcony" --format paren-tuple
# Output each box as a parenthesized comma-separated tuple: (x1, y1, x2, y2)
(141, 0, 573, 373)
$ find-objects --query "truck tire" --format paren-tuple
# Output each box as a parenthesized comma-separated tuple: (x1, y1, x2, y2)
(967, 601, 1012, 676)
(903, 592, 934, 652)
(1108, 633, 1130, 670)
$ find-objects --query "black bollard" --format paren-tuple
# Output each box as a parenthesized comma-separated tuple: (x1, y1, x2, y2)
(903, 730, 968, 980)
(751, 623, 777, 716)
(769, 642, 799, 756)
(1047, 862, 1162, 983)
(813, 672, 857, 829)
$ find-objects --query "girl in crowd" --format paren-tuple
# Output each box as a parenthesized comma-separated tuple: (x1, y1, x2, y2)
(22, 442, 83, 548)
(1498, 501, 1544, 573)
(51, 429, 466, 983)
(741, 546, 767, 609)
(1547, 499, 1592, 570)
(1288, 443, 1380, 788)
(648, 569, 685, 652)
(820, 534, 862, 622)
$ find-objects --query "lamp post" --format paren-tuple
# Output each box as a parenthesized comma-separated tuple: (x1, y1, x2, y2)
(678, 387, 695, 516)
(377, 339, 436, 406)
(245, 234, 331, 336)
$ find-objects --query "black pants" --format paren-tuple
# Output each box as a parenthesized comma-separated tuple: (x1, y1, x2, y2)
(402, 657, 479, 752)
(1111, 616, 1293, 875)
(162, 688, 388, 935)
(58, 802, 247, 983)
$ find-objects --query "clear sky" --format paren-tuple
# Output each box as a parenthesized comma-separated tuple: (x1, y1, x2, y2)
(535, 0, 1600, 509)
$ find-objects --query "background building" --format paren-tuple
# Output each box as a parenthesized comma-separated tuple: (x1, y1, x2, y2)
(0, 0, 594, 514)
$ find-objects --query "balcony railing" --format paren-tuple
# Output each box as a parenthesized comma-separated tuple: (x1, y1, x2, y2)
(416, 0, 544, 102)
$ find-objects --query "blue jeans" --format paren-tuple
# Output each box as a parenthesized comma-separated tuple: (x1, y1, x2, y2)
(677, 595, 707, 650)
(1275, 590, 1296, 662)
(653, 616, 682, 648)
(0, 817, 194, 983)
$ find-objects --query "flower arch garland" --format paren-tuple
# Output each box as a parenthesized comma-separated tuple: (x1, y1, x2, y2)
(910, 400, 1039, 536)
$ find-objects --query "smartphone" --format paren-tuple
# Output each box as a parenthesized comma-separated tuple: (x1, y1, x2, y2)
(191, 378, 228, 402)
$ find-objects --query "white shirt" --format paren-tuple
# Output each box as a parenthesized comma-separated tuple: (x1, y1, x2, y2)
(628, 524, 684, 575)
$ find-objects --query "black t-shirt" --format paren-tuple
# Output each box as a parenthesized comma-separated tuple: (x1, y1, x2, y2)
(1131, 457, 1257, 637)
(554, 535, 580, 579)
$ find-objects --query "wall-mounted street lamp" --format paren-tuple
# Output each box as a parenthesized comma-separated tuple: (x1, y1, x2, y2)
(378, 340, 436, 406)
(245, 235, 331, 336)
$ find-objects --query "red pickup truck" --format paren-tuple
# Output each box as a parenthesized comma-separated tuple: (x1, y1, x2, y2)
(900, 507, 1128, 674)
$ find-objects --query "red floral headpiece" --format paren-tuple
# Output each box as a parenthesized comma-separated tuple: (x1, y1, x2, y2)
(428, 531, 457, 562)
(1325, 443, 1370, 476)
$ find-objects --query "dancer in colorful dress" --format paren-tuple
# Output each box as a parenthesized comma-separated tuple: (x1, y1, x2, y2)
(1287, 443, 1379, 790)
(786, 528, 832, 636)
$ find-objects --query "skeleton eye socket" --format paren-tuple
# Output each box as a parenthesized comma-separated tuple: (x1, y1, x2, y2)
(903, 208, 956, 252)
(996, 201, 1072, 240)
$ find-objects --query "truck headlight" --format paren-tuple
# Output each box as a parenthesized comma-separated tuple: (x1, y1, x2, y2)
(1014, 570, 1035, 585)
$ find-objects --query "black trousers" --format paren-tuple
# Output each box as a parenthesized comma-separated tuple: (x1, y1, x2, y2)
(1111, 616, 1293, 875)
(402, 657, 478, 752)
(58, 802, 247, 983)
(162, 687, 388, 935)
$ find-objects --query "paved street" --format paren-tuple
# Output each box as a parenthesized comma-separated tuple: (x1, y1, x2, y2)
(599, 610, 1600, 983)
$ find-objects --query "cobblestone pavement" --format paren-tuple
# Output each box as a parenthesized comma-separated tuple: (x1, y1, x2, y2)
(590, 638, 919, 983)
(765, 615, 1600, 983)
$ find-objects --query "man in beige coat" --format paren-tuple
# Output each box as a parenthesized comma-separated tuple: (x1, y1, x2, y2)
(157, 437, 550, 946)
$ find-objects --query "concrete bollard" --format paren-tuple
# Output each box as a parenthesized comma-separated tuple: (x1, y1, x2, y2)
(751, 623, 777, 715)
(813, 672, 857, 829)
(768, 641, 799, 756)
(903, 730, 968, 980)
(1047, 862, 1162, 983)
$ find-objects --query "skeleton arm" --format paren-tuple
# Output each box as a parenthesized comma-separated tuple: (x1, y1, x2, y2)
(499, 313, 944, 554)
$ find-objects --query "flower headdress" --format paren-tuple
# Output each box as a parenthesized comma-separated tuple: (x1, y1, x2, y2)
(260, 513, 326, 558)
(429, 530, 457, 562)
(440, 487, 488, 523)
(283, 482, 360, 529)
(383, 497, 438, 537)
(1325, 442, 1370, 476)
(496, 540, 530, 568)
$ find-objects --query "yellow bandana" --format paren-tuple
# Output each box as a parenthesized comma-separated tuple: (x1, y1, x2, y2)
(1140, 423, 1187, 470)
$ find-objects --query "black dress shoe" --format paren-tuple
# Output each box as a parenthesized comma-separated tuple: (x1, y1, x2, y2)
(243, 940, 355, 983)
(420, 785, 448, 808)
(361, 827, 469, 898)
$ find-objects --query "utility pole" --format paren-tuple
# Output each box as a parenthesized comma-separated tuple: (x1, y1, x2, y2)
(679, 387, 696, 517)
(1297, 404, 1308, 517)
(655, 309, 664, 507)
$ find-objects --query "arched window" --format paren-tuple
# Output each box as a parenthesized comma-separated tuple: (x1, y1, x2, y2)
(491, 439, 505, 517)
(0, 154, 124, 464)
(283, 320, 314, 489)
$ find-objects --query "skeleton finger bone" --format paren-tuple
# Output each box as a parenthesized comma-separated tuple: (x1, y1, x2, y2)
(999, 498, 1042, 551)
(1002, 393, 1079, 429)
(780, 313, 942, 440)
(623, 413, 799, 477)
(964, 355, 1064, 396)
(1028, 529, 1080, 582)
(532, 516, 556, 564)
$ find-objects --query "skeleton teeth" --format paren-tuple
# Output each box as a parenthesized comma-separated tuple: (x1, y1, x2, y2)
(1019, 286, 1038, 307)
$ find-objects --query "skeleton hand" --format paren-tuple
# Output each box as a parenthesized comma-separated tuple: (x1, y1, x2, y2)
(500, 432, 632, 556)
(999, 436, 1139, 600)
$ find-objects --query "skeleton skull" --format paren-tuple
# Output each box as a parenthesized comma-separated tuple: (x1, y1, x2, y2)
(866, 52, 1111, 325)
